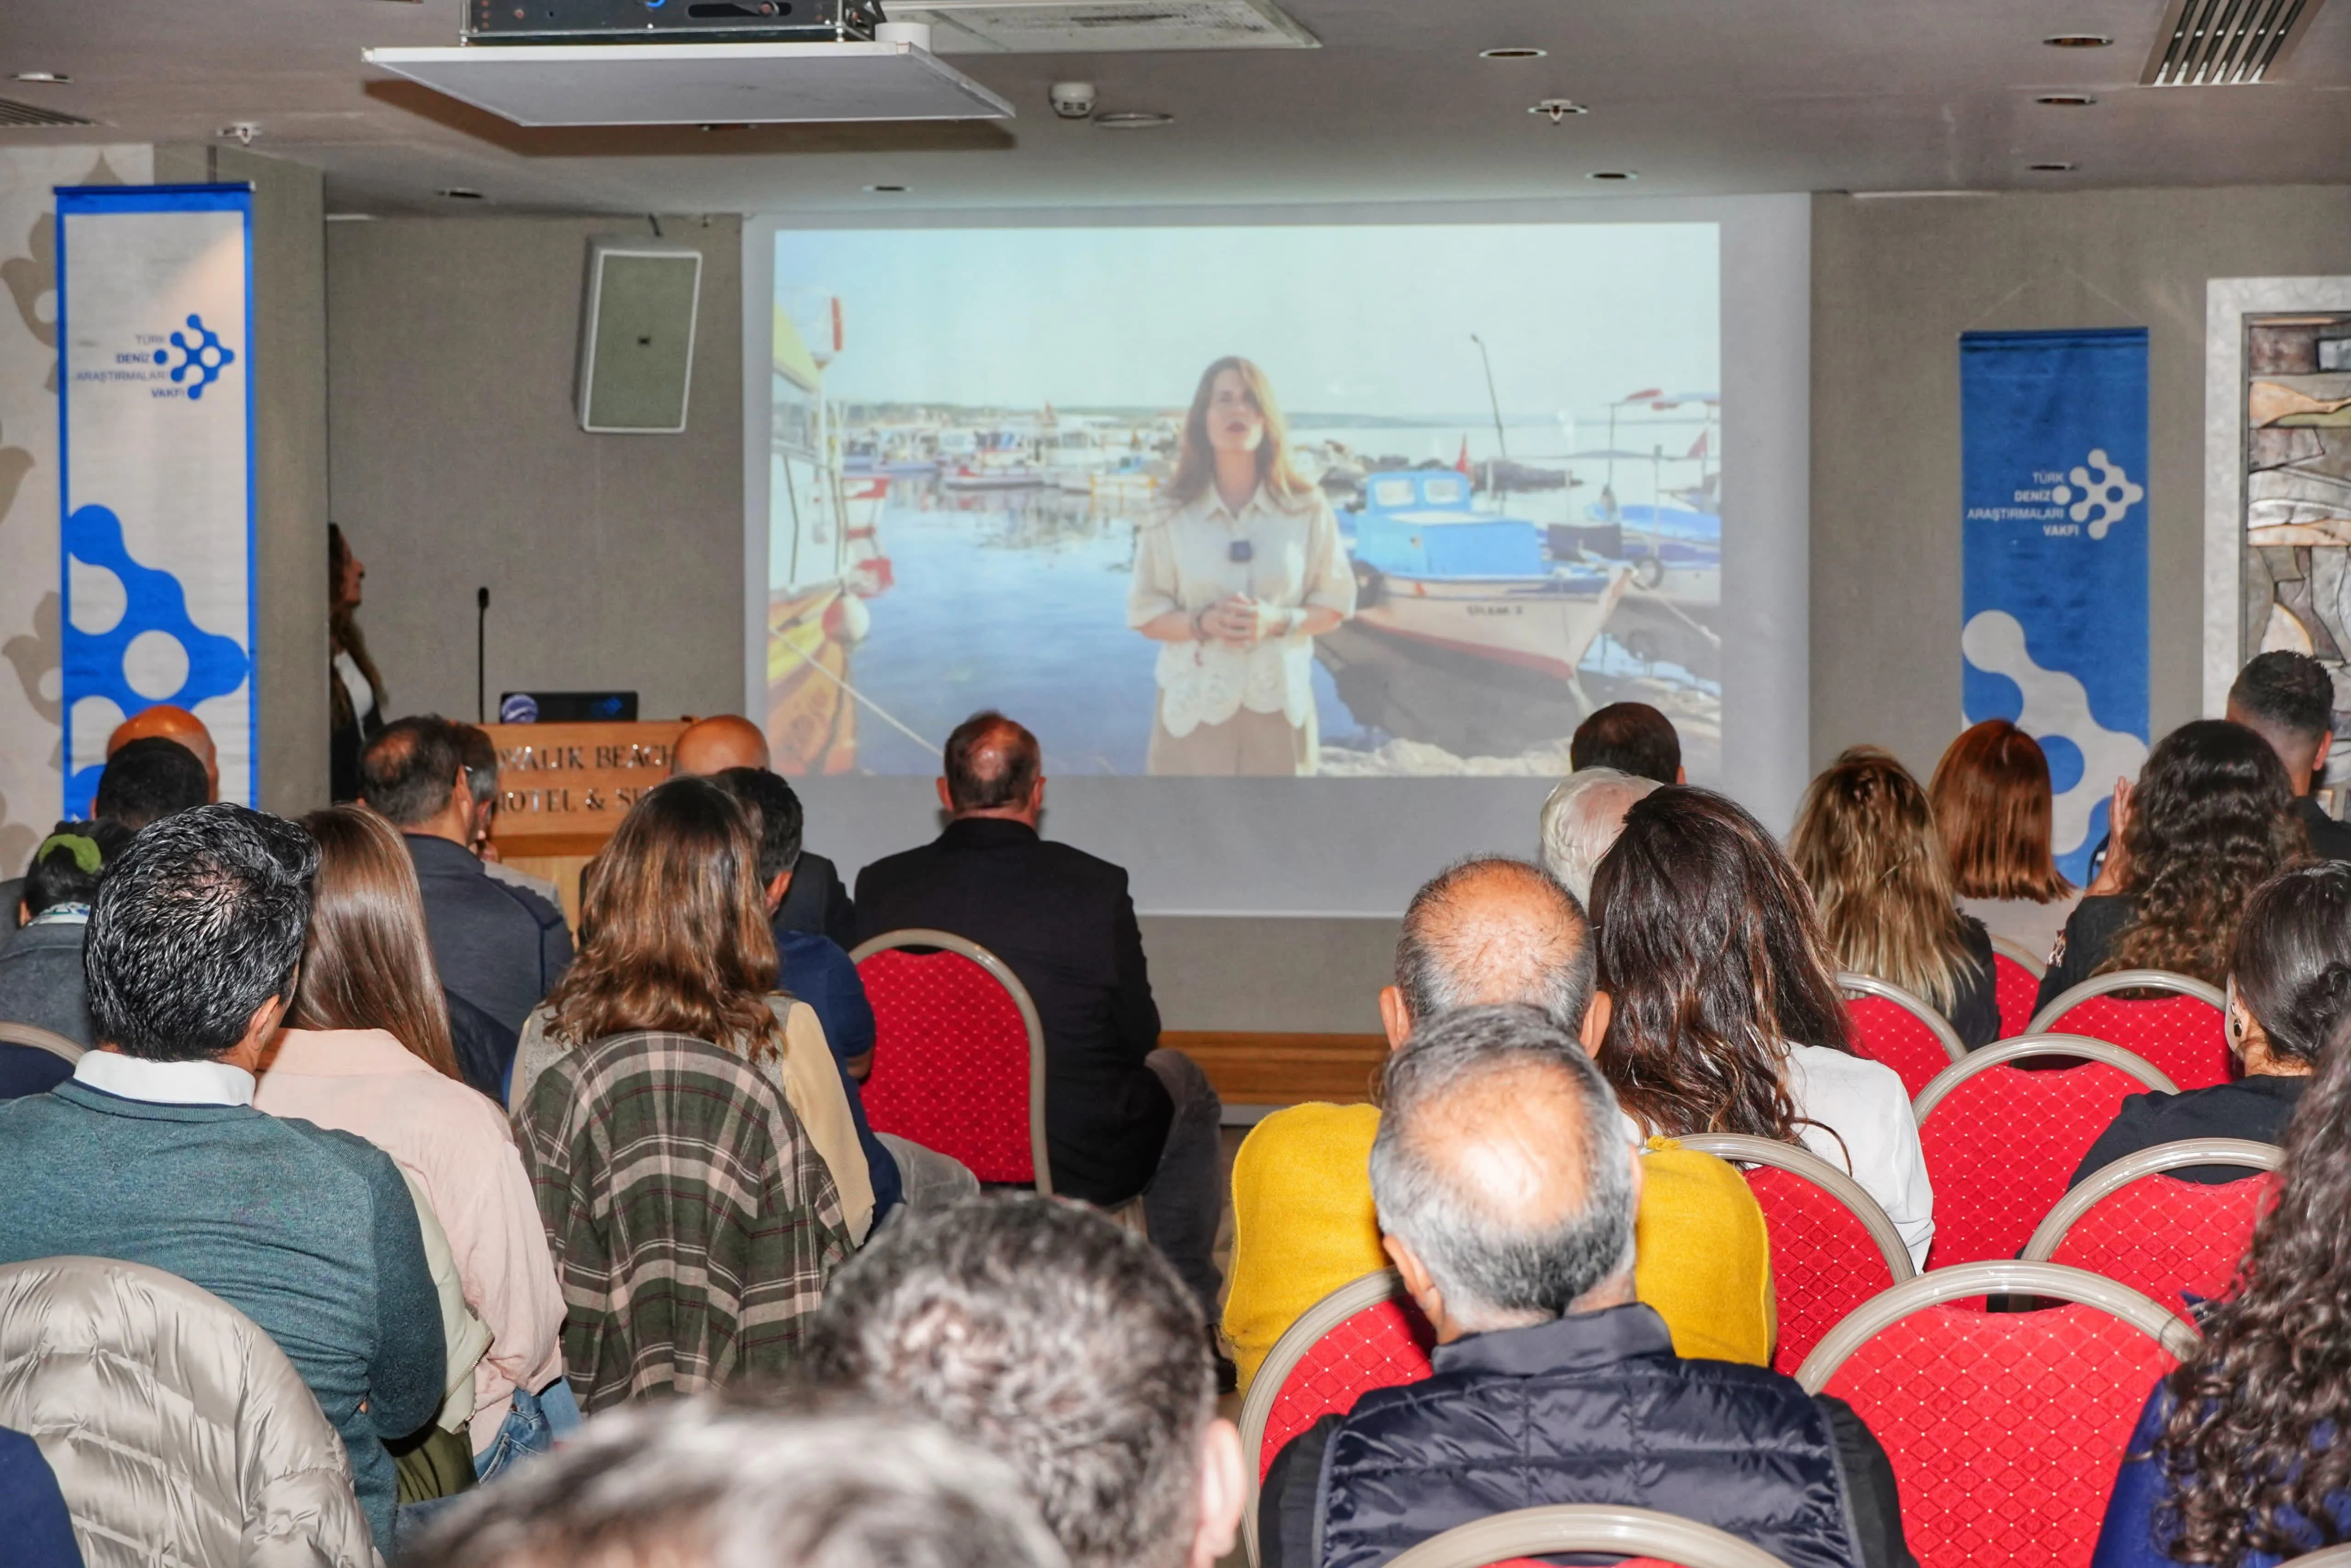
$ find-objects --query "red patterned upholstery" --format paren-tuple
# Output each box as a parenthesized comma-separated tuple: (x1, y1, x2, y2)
(1993, 953, 2041, 1040)
(2050, 1172, 2274, 1319)
(1744, 1165, 1904, 1375)
(1846, 995, 1956, 1098)
(1257, 1298, 1435, 1481)
(1817, 1301, 2181, 1568)
(1920, 1060, 2150, 1268)
(2041, 994, 2230, 1091)
(855, 946, 1036, 1184)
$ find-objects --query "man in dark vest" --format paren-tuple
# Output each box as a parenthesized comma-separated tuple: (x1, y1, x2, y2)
(1257, 1005, 1915, 1568)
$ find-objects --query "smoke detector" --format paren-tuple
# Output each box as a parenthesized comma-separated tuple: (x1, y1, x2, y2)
(889, 0, 1316, 54)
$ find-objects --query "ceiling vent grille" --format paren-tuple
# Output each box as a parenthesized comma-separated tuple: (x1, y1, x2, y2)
(894, 0, 1316, 54)
(0, 97, 96, 128)
(2141, 0, 2325, 84)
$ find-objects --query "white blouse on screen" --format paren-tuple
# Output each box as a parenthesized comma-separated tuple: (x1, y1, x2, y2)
(1782, 1042, 1935, 1270)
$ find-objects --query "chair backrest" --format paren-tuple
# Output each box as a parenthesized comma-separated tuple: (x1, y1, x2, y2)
(2277, 1547, 2351, 1568)
(2020, 1138, 2282, 1318)
(1383, 1505, 1797, 1568)
(1795, 1261, 2198, 1568)
(0, 1255, 375, 1568)
(1912, 1034, 2177, 1268)
(1675, 1133, 1914, 1376)
(1239, 1270, 1434, 1568)
(1987, 936, 2045, 1039)
(2028, 971, 2232, 1091)
(850, 929, 1050, 1192)
(1838, 973, 1964, 1098)
(0, 1021, 84, 1062)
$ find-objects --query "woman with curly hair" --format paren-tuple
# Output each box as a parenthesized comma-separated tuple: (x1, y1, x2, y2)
(2035, 720, 2305, 1015)
(2092, 1006, 2351, 1566)
(1591, 786, 1935, 1268)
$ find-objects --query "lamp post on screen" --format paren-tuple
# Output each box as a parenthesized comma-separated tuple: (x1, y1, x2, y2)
(1469, 335, 1508, 482)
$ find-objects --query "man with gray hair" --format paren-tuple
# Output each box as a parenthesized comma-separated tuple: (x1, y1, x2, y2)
(1259, 1006, 1913, 1568)
(803, 1195, 1244, 1568)
(1537, 764, 1662, 907)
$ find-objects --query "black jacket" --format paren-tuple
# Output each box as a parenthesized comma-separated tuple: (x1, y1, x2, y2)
(775, 850, 858, 951)
(0, 920, 96, 1049)
(853, 817, 1170, 1205)
(2070, 1073, 2310, 1187)
(404, 834, 573, 1039)
(2297, 795, 2351, 862)
(2033, 894, 2134, 1017)
(1949, 916, 2000, 1051)
(1262, 1303, 1913, 1568)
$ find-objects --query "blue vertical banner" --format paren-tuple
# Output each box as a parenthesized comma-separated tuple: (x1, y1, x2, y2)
(1960, 327, 2150, 884)
(56, 184, 256, 815)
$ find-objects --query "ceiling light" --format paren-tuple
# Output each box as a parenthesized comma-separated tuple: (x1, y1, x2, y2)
(9, 71, 70, 84)
(2035, 93, 2098, 105)
(865, 183, 908, 192)
(2042, 34, 2113, 47)
(1093, 111, 1173, 128)
(1480, 47, 1547, 60)
(2028, 161, 2078, 171)
(439, 187, 487, 201)
(1529, 98, 1587, 121)
(1587, 170, 1637, 181)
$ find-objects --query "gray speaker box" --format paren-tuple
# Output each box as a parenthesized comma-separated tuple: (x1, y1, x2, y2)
(576, 240, 703, 434)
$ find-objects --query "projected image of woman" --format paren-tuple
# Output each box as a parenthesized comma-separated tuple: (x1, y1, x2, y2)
(1127, 356, 1355, 775)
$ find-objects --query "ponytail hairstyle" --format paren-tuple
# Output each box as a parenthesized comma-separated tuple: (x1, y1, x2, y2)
(2229, 861, 2351, 1068)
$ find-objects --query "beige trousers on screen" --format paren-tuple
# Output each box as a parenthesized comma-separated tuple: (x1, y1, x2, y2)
(1146, 696, 1316, 776)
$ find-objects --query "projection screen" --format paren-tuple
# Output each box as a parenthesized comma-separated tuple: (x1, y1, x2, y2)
(742, 196, 1808, 916)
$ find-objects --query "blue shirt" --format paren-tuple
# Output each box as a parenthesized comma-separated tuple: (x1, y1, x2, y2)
(773, 925, 901, 1219)
(0, 1428, 81, 1568)
(2095, 1383, 2347, 1568)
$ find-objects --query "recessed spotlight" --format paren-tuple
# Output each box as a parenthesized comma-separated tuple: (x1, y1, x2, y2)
(1481, 46, 1547, 60)
(9, 70, 71, 84)
(2028, 161, 2078, 171)
(1529, 98, 1588, 121)
(865, 183, 907, 193)
(439, 187, 486, 201)
(2035, 94, 2098, 106)
(2042, 34, 2113, 47)
(697, 122, 750, 132)
(1587, 170, 1637, 181)
(1093, 111, 1174, 129)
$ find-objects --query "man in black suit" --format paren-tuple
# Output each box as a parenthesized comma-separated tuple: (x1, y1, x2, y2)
(854, 711, 1225, 1331)
(2227, 651, 2351, 861)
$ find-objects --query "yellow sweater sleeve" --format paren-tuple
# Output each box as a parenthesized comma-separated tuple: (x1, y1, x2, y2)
(1631, 1139, 1777, 1366)
(1222, 1103, 1387, 1392)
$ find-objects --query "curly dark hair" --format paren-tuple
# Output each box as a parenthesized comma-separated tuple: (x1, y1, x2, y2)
(2105, 719, 2304, 984)
(2151, 1014, 2351, 1563)
(1588, 786, 1852, 1143)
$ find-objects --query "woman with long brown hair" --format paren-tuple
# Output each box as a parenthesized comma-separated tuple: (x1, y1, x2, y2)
(1792, 746, 1999, 1048)
(1929, 717, 2081, 962)
(1592, 786, 1935, 1267)
(328, 523, 387, 803)
(251, 805, 567, 1478)
(1126, 355, 1355, 776)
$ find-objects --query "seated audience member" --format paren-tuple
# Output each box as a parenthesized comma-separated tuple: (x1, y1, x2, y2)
(807, 1196, 1242, 1568)
(0, 805, 444, 1550)
(1568, 700, 1683, 785)
(363, 717, 571, 1039)
(1535, 765, 1659, 907)
(1259, 1006, 1913, 1568)
(1792, 747, 1998, 1048)
(454, 721, 568, 916)
(253, 806, 570, 1480)
(673, 714, 855, 947)
(0, 821, 133, 1070)
(2227, 649, 2351, 861)
(2072, 861, 2351, 1188)
(1225, 857, 1773, 1388)
(0, 1427, 80, 1568)
(3, 724, 210, 933)
(1929, 717, 2082, 964)
(2037, 720, 2304, 1014)
(2092, 1022, 2351, 1568)
(1596, 787, 1935, 1267)
(107, 703, 220, 800)
(514, 777, 876, 1240)
(407, 1398, 1068, 1568)
(855, 712, 1225, 1330)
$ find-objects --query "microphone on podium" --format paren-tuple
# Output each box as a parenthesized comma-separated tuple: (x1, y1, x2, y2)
(476, 586, 490, 723)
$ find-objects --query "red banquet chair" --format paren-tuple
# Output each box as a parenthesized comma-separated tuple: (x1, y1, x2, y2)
(1239, 1270, 1435, 1568)
(1912, 1036, 2176, 1269)
(1838, 974, 1964, 1098)
(2020, 1137, 2282, 1320)
(2029, 970, 2232, 1091)
(1988, 935, 2046, 1040)
(1676, 1133, 1915, 1376)
(851, 928, 1050, 1192)
(1795, 1261, 2199, 1568)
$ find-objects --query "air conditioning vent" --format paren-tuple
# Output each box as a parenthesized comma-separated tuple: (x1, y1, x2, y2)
(0, 97, 96, 128)
(2142, 0, 2325, 84)
(894, 0, 1316, 54)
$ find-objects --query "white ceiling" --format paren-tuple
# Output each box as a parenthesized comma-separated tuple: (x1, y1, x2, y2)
(2, 0, 2347, 215)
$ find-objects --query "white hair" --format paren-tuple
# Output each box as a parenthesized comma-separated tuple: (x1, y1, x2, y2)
(1537, 766, 1662, 907)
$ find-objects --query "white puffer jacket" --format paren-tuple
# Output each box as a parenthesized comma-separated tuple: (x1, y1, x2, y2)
(0, 1256, 379, 1568)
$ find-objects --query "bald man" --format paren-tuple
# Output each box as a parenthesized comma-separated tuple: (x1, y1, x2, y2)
(107, 705, 219, 801)
(1223, 857, 1773, 1389)
(1258, 1006, 1913, 1568)
(671, 714, 771, 778)
(673, 715, 856, 947)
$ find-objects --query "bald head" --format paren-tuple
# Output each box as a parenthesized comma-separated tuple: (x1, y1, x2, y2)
(1393, 858, 1594, 1038)
(108, 705, 217, 800)
(1538, 767, 1660, 908)
(673, 715, 771, 778)
(1371, 1005, 1636, 1333)
(942, 710, 1043, 821)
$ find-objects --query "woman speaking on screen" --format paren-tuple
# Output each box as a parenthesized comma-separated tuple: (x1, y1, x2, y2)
(1126, 356, 1355, 776)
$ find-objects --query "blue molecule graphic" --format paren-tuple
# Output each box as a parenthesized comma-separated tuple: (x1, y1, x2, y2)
(165, 313, 235, 400)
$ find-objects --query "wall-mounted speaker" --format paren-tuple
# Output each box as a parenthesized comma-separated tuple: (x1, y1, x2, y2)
(576, 239, 703, 434)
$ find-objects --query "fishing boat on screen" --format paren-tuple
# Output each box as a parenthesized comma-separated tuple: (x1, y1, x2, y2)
(1342, 469, 1630, 685)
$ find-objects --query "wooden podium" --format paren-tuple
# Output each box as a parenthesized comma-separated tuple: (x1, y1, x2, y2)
(482, 720, 687, 924)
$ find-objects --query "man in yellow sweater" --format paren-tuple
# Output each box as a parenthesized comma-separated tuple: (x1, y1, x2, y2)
(1223, 857, 1774, 1388)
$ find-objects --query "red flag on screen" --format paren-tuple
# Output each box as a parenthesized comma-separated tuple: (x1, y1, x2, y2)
(1456, 438, 1472, 477)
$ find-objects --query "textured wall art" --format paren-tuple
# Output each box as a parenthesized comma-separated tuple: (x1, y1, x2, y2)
(2241, 315, 2351, 736)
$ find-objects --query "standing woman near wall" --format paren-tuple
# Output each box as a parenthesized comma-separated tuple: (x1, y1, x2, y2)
(329, 523, 387, 803)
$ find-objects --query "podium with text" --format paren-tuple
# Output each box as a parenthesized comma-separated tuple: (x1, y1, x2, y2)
(484, 720, 687, 923)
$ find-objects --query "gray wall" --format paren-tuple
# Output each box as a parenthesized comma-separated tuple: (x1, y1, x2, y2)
(1811, 185, 2351, 784)
(326, 214, 744, 725)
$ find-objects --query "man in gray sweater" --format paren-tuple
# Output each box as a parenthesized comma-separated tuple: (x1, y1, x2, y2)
(0, 805, 444, 1550)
